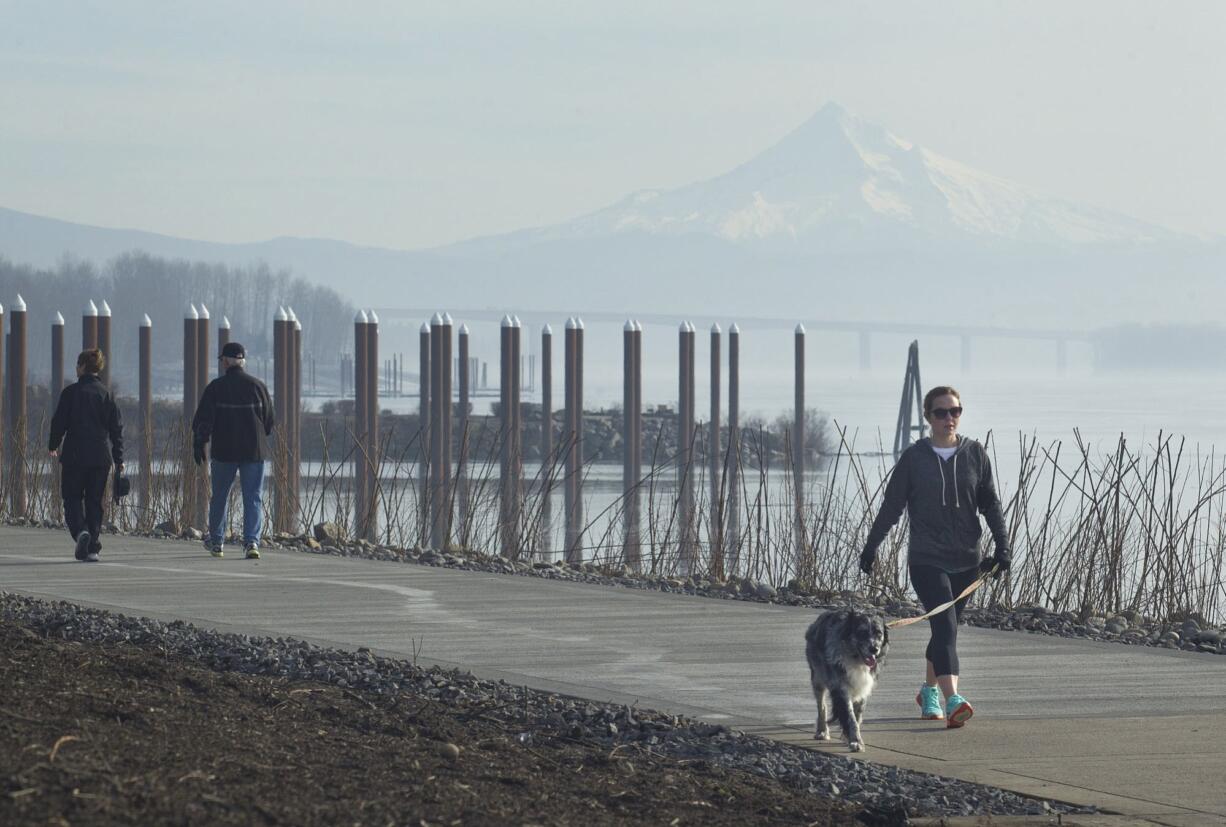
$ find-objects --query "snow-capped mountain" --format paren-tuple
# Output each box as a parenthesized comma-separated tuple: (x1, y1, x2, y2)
(539, 102, 1181, 246)
(3, 102, 1222, 329)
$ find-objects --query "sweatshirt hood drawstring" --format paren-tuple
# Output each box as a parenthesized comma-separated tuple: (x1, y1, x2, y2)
(932, 437, 961, 509)
(953, 451, 960, 508)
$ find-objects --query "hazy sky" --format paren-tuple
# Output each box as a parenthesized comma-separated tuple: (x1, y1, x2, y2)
(3, 1, 1224, 250)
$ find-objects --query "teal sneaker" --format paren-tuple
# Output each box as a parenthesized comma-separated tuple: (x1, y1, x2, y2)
(916, 684, 944, 720)
(945, 693, 974, 728)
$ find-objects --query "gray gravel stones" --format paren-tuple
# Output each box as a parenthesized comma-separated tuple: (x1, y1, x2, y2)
(0, 590, 1093, 820)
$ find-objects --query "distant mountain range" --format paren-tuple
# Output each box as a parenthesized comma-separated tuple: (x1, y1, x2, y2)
(3, 102, 1223, 329)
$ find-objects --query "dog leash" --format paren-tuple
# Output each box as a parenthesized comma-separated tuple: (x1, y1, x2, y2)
(885, 564, 999, 629)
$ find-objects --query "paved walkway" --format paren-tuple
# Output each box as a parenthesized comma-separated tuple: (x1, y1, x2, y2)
(2, 526, 1223, 825)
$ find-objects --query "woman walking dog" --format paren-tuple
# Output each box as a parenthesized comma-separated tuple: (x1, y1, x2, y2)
(859, 386, 1010, 727)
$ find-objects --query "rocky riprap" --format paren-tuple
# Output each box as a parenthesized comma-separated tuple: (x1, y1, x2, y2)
(9, 513, 1226, 658)
(0, 591, 1093, 821)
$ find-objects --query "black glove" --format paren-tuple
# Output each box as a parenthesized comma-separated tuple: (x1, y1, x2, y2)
(192, 441, 207, 466)
(979, 548, 1011, 579)
(859, 546, 876, 575)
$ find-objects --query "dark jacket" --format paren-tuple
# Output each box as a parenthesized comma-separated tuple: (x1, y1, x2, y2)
(191, 366, 275, 462)
(48, 374, 124, 468)
(864, 436, 1008, 573)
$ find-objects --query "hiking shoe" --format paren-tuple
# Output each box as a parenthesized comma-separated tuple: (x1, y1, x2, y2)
(945, 693, 974, 728)
(203, 536, 224, 557)
(84, 551, 100, 563)
(916, 684, 944, 720)
(244, 543, 260, 560)
(75, 531, 92, 561)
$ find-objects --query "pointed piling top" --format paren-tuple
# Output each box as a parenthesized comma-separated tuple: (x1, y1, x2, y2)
(0, 302, 4, 314)
(541, 323, 552, 336)
(53, 311, 65, 326)
(575, 317, 584, 330)
(357, 309, 368, 324)
(285, 306, 296, 322)
(198, 303, 210, 320)
(220, 316, 231, 330)
(459, 323, 470, 336)
(432, 312, 443, 326)
(187, 303, 199, 320)
(729, 322, 740, 335)
(367, 310, 378, 325)
(294, 319, 302, 331)
(85, 299, 98, 316)
(679, 321, 688, 333)
(419, 322, 429, 334)
(442, 312, 453, 326)
(511, 315, 521, 328)
(565, 317, 576, 330)
(141, 313, 152, 328)
(795, 323, 805, 335)
(14, 294, 25, 312)
(624, 319, 634, 331)
(99, 300, 112, 317)
(275, 306, 288, 322)
(711, 322, 721, 334)
(502, 315, 514, 328)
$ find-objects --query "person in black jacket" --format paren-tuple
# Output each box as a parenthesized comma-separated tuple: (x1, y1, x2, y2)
(192, 341, 275, 559)
(859, 386, 1010, 730)
(48, 348, 124, 562)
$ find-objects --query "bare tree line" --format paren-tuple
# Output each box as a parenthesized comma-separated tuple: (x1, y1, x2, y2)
(0, 252, 353, 393)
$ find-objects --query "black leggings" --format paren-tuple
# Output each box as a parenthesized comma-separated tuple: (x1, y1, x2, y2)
(909, 565, 978, 677)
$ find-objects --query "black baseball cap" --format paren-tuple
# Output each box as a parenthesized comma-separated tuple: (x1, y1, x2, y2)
(220, 342, 246, 359)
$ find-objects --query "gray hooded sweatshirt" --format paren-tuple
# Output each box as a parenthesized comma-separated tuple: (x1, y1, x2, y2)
(864, 436, 1009, 573)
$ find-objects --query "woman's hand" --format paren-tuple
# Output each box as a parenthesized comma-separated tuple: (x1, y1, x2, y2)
(858, 547, 876, 575)
(979, 549, 1011, 579)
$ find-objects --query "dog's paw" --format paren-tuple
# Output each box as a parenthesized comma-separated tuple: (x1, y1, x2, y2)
(814, 729, 830, 741)
(848, 740, 864, 752)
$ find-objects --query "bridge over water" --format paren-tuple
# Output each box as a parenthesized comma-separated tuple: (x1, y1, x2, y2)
(374, 307, 1090, 372)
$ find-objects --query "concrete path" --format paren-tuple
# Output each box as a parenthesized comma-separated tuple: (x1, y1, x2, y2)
(2, 526, 1223, 825)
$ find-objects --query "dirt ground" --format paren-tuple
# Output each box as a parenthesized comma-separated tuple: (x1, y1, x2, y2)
(0, 620, 864, 826)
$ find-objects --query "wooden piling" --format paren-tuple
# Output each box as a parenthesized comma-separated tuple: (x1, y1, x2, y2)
(794, 323, 806, 567)
(727, 323, 741, 573)
(51, 312, 64, 398)
(353, 311, 368, 540)
(139, 315, 152, 522)
(83, 300, 98, 351)
(709, 323, 722, 577)
(98, 300, 112, 388)
(7, 296, 27, 516)
(273, 307, 289, 534)
(364, 311, 379, 542)
(217, 317, 230, 378)
(182, 304, 199, 530)
(457, 323, 470, 536)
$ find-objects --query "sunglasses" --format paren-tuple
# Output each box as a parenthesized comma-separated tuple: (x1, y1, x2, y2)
(929, 406, 963, 420)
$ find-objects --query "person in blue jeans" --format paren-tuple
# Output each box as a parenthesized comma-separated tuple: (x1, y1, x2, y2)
(192, 341, 275, 559)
